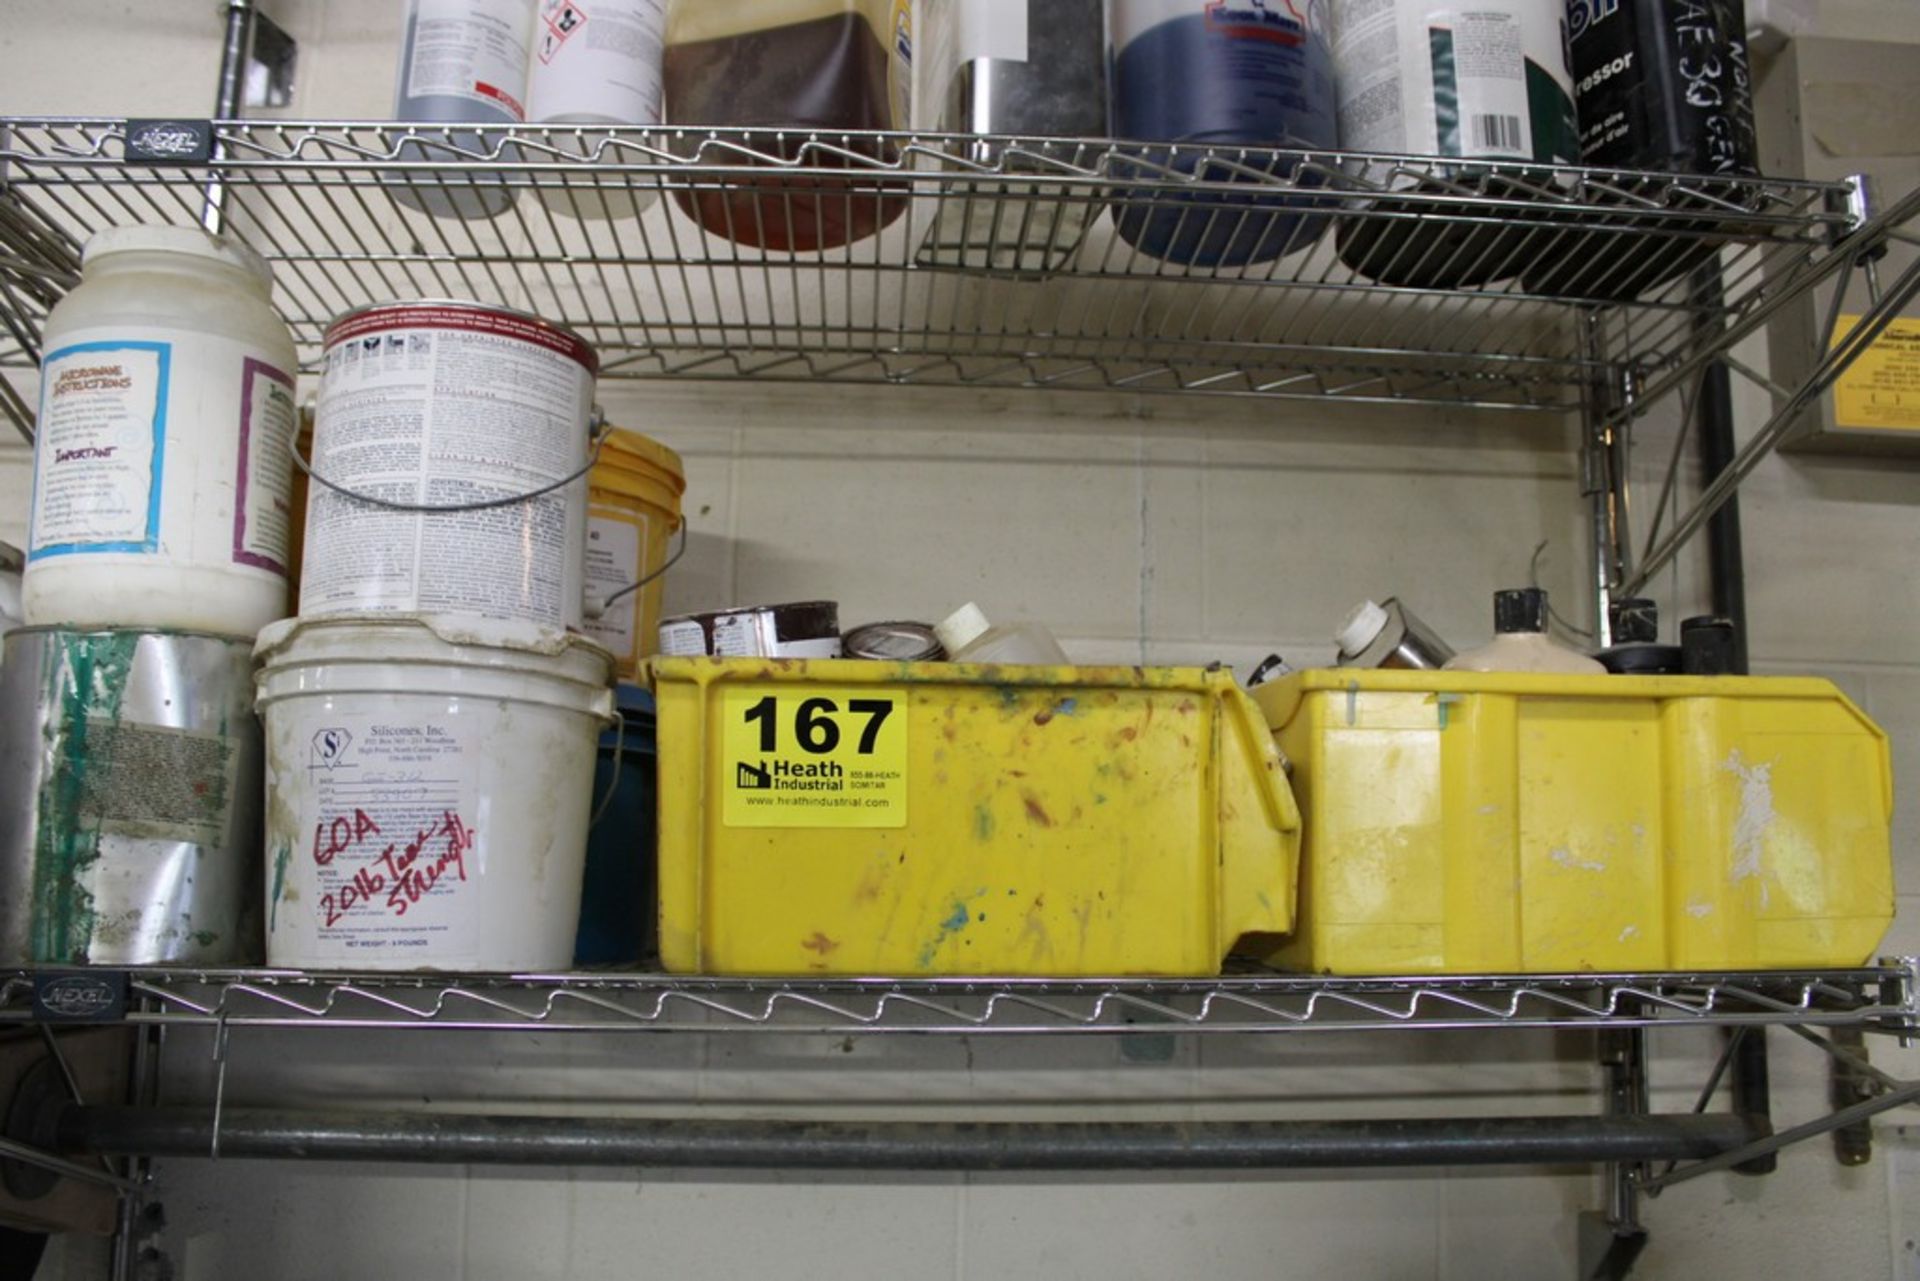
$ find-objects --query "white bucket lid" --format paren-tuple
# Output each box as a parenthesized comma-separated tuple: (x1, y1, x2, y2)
(84, 225, 276, 291)
(255, 613, 615, 717)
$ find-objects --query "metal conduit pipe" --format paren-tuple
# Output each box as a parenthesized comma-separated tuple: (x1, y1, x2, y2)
(55, 1108, 1765, 1171)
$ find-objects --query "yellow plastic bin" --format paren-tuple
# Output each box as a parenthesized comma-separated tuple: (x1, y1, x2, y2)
(585, 428, 686, 680)
(1252, 670, 1895, 975)
(651, 657, 1300, 976)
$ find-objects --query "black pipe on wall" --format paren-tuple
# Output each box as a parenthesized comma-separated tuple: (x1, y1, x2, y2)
(57, 1108, 1765, 1172)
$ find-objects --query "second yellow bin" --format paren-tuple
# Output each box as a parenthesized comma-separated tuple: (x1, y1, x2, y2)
(651, 657, 1300, 976)
(1253, 669, 1895, 975)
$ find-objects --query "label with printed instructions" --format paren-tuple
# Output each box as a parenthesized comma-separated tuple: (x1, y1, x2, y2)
(721, 687, 908, 828)
(30, 342, 167, 557)
(582, 509, 646, 660)
(1830, 315, 1920, 433)
(299, 715, 479, 957)
(233, 358, 297, 574)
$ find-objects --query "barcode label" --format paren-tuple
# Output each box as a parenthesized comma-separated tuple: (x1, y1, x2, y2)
(1472, 113, 1524, 153)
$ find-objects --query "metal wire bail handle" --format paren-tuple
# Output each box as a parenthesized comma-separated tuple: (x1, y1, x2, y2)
(290, 414, 689, 619)
(290, 420, 609, 516)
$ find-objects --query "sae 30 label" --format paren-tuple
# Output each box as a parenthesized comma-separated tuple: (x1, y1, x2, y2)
(721, 687, 908, 828)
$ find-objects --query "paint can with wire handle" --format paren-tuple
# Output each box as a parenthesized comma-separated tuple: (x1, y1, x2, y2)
(299, 300, 598, 630)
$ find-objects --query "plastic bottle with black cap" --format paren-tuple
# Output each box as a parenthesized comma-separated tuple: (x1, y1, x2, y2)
(1681, 616, 1740, 676)
(1596, 597, 1684, 675)
(1443, 588, 1606, 674)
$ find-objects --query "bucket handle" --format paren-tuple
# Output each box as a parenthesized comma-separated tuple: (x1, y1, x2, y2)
(584, 519, 689, 621)
(589, 704, 626, 829)
(292, 421, 609, 515)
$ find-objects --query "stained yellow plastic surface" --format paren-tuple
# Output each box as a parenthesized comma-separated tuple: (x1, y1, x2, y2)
(651, 657, 1300, 976)
(1253, 670, 1895, 975)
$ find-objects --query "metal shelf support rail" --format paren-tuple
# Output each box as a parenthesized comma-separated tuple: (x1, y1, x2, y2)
(3, 965, 1914, 1036)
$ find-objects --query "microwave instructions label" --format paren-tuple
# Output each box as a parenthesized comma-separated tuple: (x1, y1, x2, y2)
(29, 341, 168, 558)
(1831, 314, 1920, 432)
(721, 687, 908, 828)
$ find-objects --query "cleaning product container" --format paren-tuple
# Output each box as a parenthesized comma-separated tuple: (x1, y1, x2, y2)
(574, 684, 659, 966)
(582, 428, 685, 679)
(651, 657, 1300, 976)
(527, 0, 669, 220)
(390, 0, 536, 219)
(0, 628, 263, 965)
(1253, 669, 1894, 975)
(1330, 0, 1579, 289)
(298, 301, 597, 630)
(256, 613, 615, 971)
(662, 0, 914, 251)
(1107, 0, 1340, 268)
(25, 226, 299, 635)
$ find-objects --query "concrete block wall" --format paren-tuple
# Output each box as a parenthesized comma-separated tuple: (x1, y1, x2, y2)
(6, 3, 1920, 1278)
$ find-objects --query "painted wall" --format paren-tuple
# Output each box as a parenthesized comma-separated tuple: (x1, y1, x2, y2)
(4, 2, 1919, 1278)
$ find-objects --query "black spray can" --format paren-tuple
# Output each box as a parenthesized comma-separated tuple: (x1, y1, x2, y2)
(1523, 0, 1759, 300)
(1567, 0, 1756, 175)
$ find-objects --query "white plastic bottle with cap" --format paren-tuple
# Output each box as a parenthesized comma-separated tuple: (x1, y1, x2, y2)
(934, 602, 1071, 664)
(1444, 588, 1605, 674)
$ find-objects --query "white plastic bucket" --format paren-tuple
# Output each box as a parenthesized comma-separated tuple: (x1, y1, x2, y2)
(254, 613, 614, 971)
(298, 300, 597, 630)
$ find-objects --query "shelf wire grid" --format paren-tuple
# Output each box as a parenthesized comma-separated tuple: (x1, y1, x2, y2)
(0, 119, 1858, 410)
(4, 965, 1913, 1036)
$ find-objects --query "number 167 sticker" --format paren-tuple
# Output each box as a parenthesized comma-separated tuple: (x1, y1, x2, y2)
(720, 688, 909, 828)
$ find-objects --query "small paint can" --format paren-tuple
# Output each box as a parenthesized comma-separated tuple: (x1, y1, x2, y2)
(658, 601, 842, 659)
(842, 621, 944, 662)
(0, 628, 263, 965)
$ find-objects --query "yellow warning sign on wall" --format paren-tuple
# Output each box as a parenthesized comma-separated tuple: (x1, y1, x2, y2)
(1831, 314, 1920, 432)
(721, 687, 908, 827)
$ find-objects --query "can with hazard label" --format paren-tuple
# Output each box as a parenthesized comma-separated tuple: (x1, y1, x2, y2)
(527, 0, 668, 219)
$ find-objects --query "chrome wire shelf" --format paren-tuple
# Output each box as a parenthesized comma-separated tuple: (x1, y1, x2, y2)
(4, 964, 1913, 1036)
(0, 119, 1860, 410)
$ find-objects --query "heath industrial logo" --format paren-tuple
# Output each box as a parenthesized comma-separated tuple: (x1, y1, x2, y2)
(735, 757, 845, 793)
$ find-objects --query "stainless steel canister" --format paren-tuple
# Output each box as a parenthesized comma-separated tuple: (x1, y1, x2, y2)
(0, 629, 263, 965)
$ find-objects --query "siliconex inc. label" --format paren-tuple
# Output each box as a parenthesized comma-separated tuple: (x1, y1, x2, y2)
(721, 687, 908, 828)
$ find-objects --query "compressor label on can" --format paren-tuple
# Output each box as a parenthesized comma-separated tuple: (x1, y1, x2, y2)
(28, 341, 168, 559)
(721, 687, 908, 827)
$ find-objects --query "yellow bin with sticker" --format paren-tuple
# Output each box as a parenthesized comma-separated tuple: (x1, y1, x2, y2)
(584, 429, 685, 680)
(1253, 670, 1895, 975)
(650, 657, 1300, 976)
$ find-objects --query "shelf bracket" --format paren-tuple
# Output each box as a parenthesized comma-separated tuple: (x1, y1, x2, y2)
(1623, 228, 1920, 597)
(1579, 1026, 1651, 1281)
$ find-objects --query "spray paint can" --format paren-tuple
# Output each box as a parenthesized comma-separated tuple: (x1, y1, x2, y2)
(391, 0, 537, 220)
(527, 0, 668, 219)
(1522, 0, 1757, 300)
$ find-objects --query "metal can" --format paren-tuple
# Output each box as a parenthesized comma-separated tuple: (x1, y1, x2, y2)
(842, 620, 944, 661)
(0, 628, 263, 965)
(301, 300, 598, 631)
(659, 601, 843, 659)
